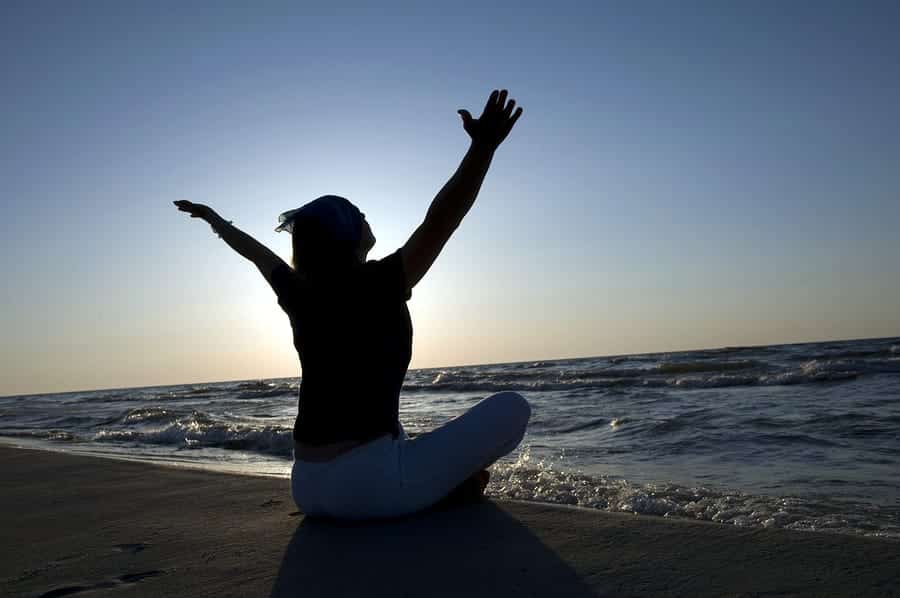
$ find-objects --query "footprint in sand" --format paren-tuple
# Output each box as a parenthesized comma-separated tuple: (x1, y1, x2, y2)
(37, 570, 165, 597)
(34, 545, 159, 597)
(14, 554, 86, 582)
(112, 543, 147, 554)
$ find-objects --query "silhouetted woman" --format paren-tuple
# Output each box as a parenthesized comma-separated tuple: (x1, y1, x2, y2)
(174, 89, 529, 519)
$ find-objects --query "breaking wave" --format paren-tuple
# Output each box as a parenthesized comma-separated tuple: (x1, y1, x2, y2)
(657, 360, 759, 374)
(402, 359, 873, 393)
(489, 448, 900, 540)
(93, 422, 295, 457)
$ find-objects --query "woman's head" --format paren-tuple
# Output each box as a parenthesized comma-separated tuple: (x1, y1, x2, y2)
(276, 195, 375, 277)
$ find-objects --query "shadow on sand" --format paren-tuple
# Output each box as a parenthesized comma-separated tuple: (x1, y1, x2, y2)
(270, 500, 596, 597)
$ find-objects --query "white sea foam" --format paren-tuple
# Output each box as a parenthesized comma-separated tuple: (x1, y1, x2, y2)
(3, 337, 899, 540)
(122, 407, 178, 424)
(93, 421, 295, 456)
(488, 447, 900, 539)
(658, 360, 759, 374)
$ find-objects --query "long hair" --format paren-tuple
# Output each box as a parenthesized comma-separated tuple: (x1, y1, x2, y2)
(290, 214, 359, 282)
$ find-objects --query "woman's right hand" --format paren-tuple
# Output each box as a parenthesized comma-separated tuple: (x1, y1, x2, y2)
(457, 89, 523, 150)
(174, 200, 217, 222)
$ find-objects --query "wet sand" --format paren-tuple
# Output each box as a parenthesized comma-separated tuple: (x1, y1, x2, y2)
(1, 446, 897, 597)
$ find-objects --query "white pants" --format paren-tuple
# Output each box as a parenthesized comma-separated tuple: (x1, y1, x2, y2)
(290, 391, 531, 520)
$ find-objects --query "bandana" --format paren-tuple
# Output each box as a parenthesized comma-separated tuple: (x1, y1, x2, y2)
(275, 195, 363, 245)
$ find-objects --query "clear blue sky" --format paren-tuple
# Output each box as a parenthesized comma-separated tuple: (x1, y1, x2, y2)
(2, 1, 899, 395)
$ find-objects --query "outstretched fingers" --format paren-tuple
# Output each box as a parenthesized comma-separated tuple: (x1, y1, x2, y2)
(483, 89, 500, 115)
(465, 89, 523, 145)
(173, 200, 207, 219)
(481, 88, 519, 117)
(496, 89, 508, 111)
(510, 106, 523, 126)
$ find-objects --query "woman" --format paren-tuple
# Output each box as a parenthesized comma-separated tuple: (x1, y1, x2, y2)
(174, 89, 529, 520)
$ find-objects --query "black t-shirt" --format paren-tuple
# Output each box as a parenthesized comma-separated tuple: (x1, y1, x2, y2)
(269, 249, 412, 445)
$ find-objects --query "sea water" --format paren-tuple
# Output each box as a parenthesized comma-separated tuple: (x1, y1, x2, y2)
(2, 336, 898, 540)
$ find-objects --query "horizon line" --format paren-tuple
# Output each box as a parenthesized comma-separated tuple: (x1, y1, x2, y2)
(2, 332, 897, 399)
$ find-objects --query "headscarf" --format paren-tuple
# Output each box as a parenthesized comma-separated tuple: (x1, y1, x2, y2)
(275, 195, 364, 280)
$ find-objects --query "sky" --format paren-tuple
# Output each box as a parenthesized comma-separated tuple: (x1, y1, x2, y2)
(2, 1, 899, 395)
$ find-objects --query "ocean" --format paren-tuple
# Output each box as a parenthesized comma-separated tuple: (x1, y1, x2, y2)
(2, 336, 898, 540)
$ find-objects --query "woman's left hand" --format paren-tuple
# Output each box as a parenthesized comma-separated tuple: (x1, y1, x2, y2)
(457, 89, 523, 150)
(174, 200, 217, 222)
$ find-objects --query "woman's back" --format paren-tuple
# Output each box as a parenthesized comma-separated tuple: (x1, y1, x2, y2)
(269, 250, 413, 446)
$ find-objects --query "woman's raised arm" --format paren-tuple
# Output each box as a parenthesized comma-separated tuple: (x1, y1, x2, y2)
(173, 200, 289, 286)
(401, 89, 523, 291)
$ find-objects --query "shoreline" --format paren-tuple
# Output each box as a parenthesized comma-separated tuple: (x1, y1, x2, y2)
(0, 435, 293, 479)
(2, 446, 898, 597)
(3, 435, 898, 542)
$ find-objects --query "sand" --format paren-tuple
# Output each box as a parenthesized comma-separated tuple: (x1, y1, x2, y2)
(1, 446, 897, 597)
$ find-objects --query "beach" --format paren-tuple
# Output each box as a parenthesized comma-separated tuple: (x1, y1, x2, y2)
(4, 337, 899, 540)
(2, 447, 897, 597)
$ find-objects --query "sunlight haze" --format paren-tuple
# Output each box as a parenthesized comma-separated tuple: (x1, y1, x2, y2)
(2, 1, 899, 395)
